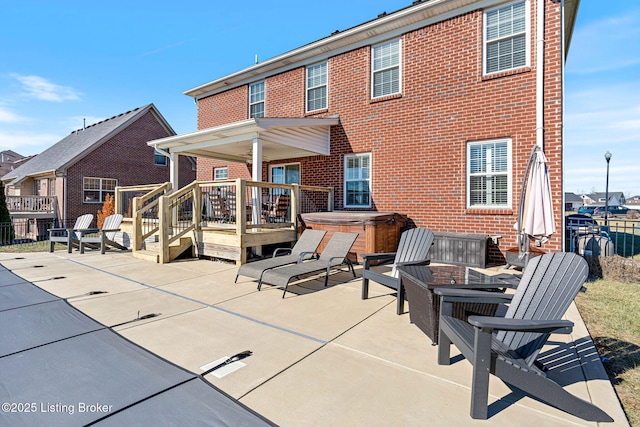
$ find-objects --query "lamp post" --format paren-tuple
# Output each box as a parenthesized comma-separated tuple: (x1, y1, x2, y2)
(604, 151, 612, 226)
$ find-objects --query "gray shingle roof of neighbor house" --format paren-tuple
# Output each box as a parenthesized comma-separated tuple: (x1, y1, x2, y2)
(2, 104, 174, 185)
(564, 192, 583, 203)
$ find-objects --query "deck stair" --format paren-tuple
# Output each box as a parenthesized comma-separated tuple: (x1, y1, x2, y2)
(132, 236, 193, 263)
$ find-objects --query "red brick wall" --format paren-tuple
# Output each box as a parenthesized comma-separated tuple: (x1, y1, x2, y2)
(66, 110, 195, 222)
(195, 1, 564, 263)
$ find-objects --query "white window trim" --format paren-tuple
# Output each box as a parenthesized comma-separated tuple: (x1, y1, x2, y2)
(214, 167, 228, 181)
(269, 162, 301, 184)
(466, 139, 512, 209)
(371, 38, 402, 99)
(482, 0, 530, 76)
(154, 149, 167, 166)
(249, 81, 265, 118)
(83, 177, 118, 204)
(344, 153, 372, 208)
(306, 61, 328, 113)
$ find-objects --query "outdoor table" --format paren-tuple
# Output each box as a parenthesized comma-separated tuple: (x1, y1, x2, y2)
(397, 263, 514, 344)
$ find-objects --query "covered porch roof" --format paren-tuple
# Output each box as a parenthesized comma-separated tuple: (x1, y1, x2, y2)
(148, 116, 340, 164)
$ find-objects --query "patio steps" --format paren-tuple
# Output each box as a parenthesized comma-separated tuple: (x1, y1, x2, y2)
(132, 237, 193, 263)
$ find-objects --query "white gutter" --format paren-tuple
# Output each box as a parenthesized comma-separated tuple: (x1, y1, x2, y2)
(536, 0, 545, 149)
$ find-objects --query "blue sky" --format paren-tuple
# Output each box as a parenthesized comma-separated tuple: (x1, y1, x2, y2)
(1, 1, 638, 197)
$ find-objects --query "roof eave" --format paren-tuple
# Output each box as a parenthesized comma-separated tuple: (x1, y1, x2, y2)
(184, 0, 484, 100)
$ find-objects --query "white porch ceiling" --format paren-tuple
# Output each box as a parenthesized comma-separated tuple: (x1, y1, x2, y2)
(148, 117, 340, 163)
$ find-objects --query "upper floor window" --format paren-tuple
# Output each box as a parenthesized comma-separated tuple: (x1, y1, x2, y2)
(467, 139, 512, 208)
(306, 62, 327, 112)
(344, 153, 371, 208)
(214, 167, 228, 181)
(83, 177, 117, 204)
(372, 39, 401, 98)
(484, 0, 529, 75)
(249, 81, 265, 118)
(154, 149, 167, 166)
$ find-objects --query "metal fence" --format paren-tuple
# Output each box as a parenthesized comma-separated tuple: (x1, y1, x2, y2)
(566, 215, 640, 259)
(0, 218, 57, 251)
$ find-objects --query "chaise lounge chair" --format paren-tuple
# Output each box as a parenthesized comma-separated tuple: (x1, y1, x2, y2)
(235, 229, 327, 287)
(361, 227, 435, 315)
(78, 214, 127, 254)
(435, 252, 612, 422)
(259, 232, 358, 298)
(48, 214, 94, 253)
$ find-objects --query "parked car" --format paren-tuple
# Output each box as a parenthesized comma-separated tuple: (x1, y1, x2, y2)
(593, 206, 629, 218)
(577, 205, 598, 216)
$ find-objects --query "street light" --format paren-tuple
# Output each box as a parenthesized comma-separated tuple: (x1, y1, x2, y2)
(604, 151, 612, 226)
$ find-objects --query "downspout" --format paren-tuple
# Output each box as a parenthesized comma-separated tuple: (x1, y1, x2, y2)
(560, 0, 567, 250)
(536, 0, 545, 150)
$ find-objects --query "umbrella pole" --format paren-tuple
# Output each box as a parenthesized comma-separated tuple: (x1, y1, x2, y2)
(518, 146, 540, 268)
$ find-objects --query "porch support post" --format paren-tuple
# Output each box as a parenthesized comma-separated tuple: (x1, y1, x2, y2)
(169, 152, 179, 191)
(252, 136, 263, 256)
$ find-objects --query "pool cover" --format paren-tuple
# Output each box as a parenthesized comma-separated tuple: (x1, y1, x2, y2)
(0, 264, 275, 426)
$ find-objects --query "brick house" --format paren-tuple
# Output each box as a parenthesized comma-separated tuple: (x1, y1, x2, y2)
(2, 104, 195, 228)
(150, 0, 579, 264)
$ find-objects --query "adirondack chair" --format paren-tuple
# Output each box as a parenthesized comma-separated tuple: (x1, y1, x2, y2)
(361, 228, 435, 315)
(48, 214, 94, 253)
(78, 214, 127, 254)
(259, 232, 358, 298)
(235, 229, 327, 287)
(435, 252, 612, 422)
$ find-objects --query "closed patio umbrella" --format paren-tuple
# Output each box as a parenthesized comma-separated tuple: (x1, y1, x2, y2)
(515, 145, 556, 266)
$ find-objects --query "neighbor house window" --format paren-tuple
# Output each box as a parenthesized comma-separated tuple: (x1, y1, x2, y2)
(249, 81, 265, 118)
(306, 62, 327, 112)
(83, 177, 117, 203)
(344, 153, 371, 207)
(372, 39, 401, 98)
(214, 167, 228, 181)
(484, 0, 529, 75)
(467, 139, 512, 208)
(154, 149, 167, 166)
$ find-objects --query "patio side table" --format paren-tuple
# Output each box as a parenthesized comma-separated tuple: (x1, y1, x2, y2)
(397, 264, 513, 344)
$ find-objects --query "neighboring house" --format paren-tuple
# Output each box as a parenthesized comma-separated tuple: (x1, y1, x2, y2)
(0, 150, 32, 179)
(564, 192, 583, 212)
(2, 104, 195, 232)
(582, 192, 625, 207)
(149, 0, 580, 263)
(626, 195, 640, 206)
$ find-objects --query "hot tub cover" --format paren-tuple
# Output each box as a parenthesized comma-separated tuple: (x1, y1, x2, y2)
(0, 264, 274, 426)
(301, 211, 405, 226)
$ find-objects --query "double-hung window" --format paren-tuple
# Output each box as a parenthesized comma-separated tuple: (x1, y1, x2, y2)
(344, 153, 371, 208)
(306, 62, 327, 112)
(484, 0, 529, 75)
(467, 139, 511, 208)
(83, 177, 117, 204)
(372, 39, 401, 98)
(214, 167, 228, 181)
(249, 81, 265, 118)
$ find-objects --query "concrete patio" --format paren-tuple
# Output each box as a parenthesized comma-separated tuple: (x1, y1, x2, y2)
(0, 250, 629, 426)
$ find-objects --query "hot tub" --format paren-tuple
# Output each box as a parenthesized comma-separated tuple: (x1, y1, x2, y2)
(300, 211, 407, 263)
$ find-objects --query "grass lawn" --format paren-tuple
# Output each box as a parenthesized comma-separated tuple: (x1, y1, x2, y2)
(575, 279, 640, 426)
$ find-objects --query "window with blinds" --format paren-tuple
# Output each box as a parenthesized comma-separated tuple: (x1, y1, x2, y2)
(484, 0, 528, 75)
(306, 62, 327, 112)
(249, 81, 265, 118)
(372, 39, 401, 98)
(467, 139, 512, 208)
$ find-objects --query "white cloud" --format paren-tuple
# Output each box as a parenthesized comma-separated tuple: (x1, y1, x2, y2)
(0, 106, 27, 123)
(0, 130, 60, 156)
(11, 74, 82, 102)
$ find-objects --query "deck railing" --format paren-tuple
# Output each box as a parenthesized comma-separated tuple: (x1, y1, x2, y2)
(125, 179, 333, 263)
(6, 196, 57, 214)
